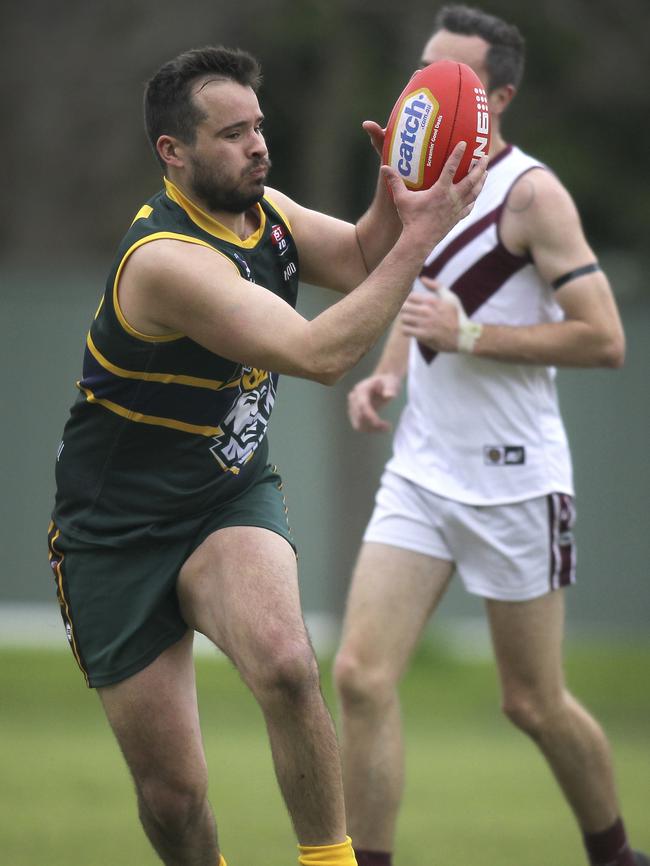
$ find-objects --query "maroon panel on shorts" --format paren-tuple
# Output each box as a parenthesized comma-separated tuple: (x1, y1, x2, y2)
(547, 492, 577, 591)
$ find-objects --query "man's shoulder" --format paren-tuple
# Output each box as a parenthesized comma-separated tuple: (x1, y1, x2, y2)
(126, 187, 184, 233)
(261, 186, 298, 233)
(508, 162, 576, 219)
(504, 145, 572, 200)
(499, 149, 580, 256)
(503, 143, 545, 169)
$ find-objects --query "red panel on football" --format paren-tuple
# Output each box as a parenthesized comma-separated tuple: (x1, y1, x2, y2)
(382, 60, 490, 189)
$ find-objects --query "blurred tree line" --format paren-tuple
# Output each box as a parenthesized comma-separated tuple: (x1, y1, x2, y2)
(3, 0, 649, 280)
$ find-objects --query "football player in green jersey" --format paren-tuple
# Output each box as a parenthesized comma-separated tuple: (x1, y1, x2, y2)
(49, 45, 486, 866)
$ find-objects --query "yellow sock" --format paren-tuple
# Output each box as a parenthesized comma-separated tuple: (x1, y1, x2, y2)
(298, 836, 357, 866)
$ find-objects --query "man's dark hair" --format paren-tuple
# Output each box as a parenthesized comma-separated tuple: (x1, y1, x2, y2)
(144, 46, 262, 167)
(434, 4, 525, 91)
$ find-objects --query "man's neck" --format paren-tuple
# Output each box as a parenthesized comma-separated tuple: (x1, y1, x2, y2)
(165, 175, 259, 241)
(488, 125, 508, 160)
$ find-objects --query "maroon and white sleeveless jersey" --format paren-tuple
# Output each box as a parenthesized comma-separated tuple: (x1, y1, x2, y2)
(387, 145, 574, 505)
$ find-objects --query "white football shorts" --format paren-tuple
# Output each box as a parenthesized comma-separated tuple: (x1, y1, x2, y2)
(363, 469, 576, 601)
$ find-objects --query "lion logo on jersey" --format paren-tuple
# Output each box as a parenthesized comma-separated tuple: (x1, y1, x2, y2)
(209, 367, 276, 474)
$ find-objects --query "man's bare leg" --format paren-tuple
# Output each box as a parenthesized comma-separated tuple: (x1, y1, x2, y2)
(178, 525, 346, 846)
(487, 590, 638, 865)
(99, 631, 220, 866)
(334, 542, 453, 857)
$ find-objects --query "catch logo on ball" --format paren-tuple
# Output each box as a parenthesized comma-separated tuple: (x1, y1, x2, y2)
(385, 87, 440, 189)
(382, 60, 491, 188)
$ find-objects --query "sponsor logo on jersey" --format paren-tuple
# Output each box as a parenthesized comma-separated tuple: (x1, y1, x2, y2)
(232, 251, 253, 281)
(483, 445, 526, 466)
(270, 223, 289, 256)
(283, 261, 297, 281)
(388, 87, 439, 188)
(209, 367, 276, 474)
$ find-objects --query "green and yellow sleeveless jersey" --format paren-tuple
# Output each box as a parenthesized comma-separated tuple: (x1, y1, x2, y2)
(53, 178, 299, 545)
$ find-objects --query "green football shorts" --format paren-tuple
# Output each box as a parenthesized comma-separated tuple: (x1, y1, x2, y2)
(47, 465, 294, 688)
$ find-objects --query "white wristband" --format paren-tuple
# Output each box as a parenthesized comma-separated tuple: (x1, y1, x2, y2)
(436, 285, 483, 354)
(458, 320, 483, 353)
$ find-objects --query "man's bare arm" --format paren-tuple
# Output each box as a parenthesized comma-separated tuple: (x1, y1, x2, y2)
(119, 146, 487, 385)
(401, 169, 625, 368)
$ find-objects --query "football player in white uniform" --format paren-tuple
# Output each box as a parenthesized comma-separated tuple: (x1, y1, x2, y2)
(334, 7, 646, 866)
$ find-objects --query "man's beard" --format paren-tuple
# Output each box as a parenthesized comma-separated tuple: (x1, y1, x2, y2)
(189, 154, 271, 214)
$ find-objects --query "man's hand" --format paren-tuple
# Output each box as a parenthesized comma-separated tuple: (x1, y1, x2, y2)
(400, 278, 463, 352)
(362, 120, 386, 158)
(382, 143, 488, 258)
(347, 372, 402, 432)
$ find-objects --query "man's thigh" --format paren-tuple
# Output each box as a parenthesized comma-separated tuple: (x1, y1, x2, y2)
(98, 630, 208, 786)
(178, 524, 307, 677)
(485, 590, 567, 702)
(338, 542, 454, 679)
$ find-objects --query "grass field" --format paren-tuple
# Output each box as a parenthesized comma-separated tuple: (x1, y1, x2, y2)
(1, 640, 648, 866)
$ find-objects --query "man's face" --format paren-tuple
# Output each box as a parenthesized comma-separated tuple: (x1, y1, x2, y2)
(420, 29, 491, 89)
(185, 78, 270, 214)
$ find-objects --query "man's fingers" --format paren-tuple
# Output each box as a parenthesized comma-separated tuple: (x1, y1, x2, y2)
(439, 141, 467, 184)
(455, 154, 489, 200)
(420, 276, 441, 292)
(363, 119, 385, 140)
(380, 164, 405, 198)
(361, 410, 391, 432)
(350, 403, 391, 433)
(381, 382, 398, 399)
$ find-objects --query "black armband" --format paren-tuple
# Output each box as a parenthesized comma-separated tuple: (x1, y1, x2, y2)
(551, 262, 601, 290)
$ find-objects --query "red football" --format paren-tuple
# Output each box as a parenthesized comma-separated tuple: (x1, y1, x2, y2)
(382, 60, 490, 189)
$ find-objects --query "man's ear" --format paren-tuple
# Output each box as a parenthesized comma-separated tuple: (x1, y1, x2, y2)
(156, 135, 186, 169)
(488, 83, 516, 118)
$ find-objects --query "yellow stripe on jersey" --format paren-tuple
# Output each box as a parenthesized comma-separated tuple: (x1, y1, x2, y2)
(131, 204, 154, 224)
(164, 177, 267, 248)
(77, 384, 223, 437)
(111, 231, 239, 343)
(85, 332, 241, 392)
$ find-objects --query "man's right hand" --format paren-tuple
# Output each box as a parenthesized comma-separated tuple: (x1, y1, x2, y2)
(348, 372, 402, 432)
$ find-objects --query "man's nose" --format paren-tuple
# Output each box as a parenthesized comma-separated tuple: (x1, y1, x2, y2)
(249, 130, 267, 157)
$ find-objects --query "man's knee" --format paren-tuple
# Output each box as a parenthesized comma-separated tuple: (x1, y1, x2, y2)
(246, 633, 321, 704)
(137, 771, 209, 837)
(501, 688, 566, 741)
(333, 648, 396, 714)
